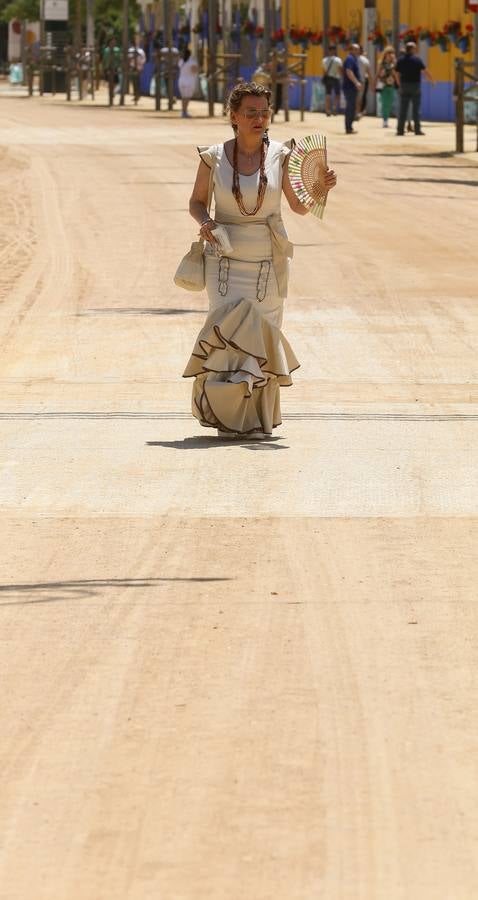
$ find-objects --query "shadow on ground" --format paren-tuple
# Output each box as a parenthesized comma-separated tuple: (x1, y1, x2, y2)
(146, 436, 288, 450)
(0, 577, 233, 606)
(365, 150, 457, 158)
(78, 307, 204, 316)
(383, 176, 478, 187)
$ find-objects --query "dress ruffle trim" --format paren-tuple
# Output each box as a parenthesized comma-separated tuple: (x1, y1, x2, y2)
(182, 297, 300, 435)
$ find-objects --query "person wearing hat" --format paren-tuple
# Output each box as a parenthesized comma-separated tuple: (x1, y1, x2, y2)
(395, 41, 434, 136)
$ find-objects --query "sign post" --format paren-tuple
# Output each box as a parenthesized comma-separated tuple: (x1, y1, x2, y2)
(120, 0, 128, 106)
(44, 0, 68, 19)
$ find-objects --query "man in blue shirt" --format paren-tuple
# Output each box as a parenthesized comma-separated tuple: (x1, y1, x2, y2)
(342, 44, 362, 134)
(396, 41, 434, 136)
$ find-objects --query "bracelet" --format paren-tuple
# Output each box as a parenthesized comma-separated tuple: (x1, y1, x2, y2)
(200, 217, 214, 227)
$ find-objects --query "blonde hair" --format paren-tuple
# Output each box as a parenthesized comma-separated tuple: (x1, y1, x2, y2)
(226, 81, 272, 131)
(380, 45, 396, 62)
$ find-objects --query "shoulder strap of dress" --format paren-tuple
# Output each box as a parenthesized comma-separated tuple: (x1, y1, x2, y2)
(280, 138, 296, 163)
(197, 145, 213, 168)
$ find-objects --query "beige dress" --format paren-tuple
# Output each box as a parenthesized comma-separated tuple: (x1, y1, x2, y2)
(182, 139, 300, 436)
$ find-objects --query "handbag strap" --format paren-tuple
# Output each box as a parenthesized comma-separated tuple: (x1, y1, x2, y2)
(206, 151, 216, 214)
(195, 146, 218, 249)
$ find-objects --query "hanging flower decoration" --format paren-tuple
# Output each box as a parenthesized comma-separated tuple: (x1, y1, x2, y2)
(444, 19, 474, 52)
(242, 19, 256, 36)
(368, 29, 387, 50)
(255, 25, 264, 39)
(309, 31, 323, 46)
(457, 23, 474, 53)
(443, 20, 461, 41)
(400, 27, 420, 43)
(327, 25, 348, 47)
(271, 28, 285, 46)
(411, 21, 473, 52)
(290, 26, 312, 48)
(437, 30, 450, 51)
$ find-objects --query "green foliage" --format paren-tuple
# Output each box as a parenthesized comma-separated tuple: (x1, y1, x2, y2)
(0, 0, 39, 23)
(94, 0, 141, 44)
(0, 0, 141, 42)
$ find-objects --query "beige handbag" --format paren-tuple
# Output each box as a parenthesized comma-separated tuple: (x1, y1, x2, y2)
(173, 240, 206, 292)
(174, 155, 215, 292)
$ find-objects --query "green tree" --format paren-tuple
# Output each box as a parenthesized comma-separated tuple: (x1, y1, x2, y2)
(0, 0, 39, 23)
(92, 0, 141, 45)
(0, 0, 141, 42)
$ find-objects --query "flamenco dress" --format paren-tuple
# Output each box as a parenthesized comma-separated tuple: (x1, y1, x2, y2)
(182, 139, 300, 436)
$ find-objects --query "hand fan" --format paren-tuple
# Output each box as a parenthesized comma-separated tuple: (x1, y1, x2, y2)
(288, 134, 328, 219)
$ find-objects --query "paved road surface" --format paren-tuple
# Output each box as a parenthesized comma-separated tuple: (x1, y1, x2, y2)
(1, 95, 477, 899)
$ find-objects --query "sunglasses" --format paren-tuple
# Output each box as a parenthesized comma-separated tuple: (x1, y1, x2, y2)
(241, 108, 272, 120)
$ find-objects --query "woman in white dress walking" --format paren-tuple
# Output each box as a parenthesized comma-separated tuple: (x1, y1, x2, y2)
(183, 81, 337, 438)
(178, 47, 199, 118)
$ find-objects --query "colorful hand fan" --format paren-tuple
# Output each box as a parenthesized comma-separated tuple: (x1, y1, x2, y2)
(288, 134, 328, 219)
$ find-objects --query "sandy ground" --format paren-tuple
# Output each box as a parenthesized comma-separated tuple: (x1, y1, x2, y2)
(0, 91, 477, 899)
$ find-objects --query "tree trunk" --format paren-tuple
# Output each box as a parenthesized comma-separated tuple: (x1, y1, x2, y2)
(86, 0, 94, 49)
(392, 0, 400, 54)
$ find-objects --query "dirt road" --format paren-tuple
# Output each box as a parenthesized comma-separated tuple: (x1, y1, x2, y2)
(0, 94, 477, 900)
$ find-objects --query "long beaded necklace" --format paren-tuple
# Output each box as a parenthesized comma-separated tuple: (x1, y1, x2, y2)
(232, 137, 268, 217)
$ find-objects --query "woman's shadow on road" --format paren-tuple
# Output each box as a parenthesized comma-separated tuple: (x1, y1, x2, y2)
(146, 437, 289, 450)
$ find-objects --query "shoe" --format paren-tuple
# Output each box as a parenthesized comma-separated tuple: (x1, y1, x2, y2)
(216, 429, 237, 439)
(244, 430, 267, 440)
(346, 129, 357, 134)
(415, 130, 426, 135)
(407, 122, 414, 133)
(396, 132, 404, 136)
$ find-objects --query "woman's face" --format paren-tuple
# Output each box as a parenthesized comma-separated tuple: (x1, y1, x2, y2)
(231, 95, 271, 138)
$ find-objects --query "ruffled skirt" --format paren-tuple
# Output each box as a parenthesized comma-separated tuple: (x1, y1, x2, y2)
(182, 250, 300, 436)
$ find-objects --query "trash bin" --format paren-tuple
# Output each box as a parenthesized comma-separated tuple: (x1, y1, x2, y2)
(42, 69, 67, 92)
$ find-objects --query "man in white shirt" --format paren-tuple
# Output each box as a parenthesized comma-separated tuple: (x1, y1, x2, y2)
(322, 44, 342, 116)
(356, 45, 372, 117)
(128, 38, 146, 104)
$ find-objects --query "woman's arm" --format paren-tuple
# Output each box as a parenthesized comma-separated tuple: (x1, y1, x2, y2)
(189, 159, 213, 225)
(282, 156, 337, 216)
(189, 159, 218, 244)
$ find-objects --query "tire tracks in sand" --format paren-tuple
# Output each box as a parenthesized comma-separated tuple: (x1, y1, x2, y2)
(0, 153, 79, 359)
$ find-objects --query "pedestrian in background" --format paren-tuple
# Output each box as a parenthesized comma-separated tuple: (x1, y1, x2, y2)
(356, 45, 372, 118)
(396, 41, 434, 136)
(128, 37, 146, 104)
(178, 46, 198, 117)
(322, 44, 342, 116)
(79, 46, 91, 98)
(102, 37, 122, 106)
(375, 46, 398, 128)
(342, 43, 361, 134)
